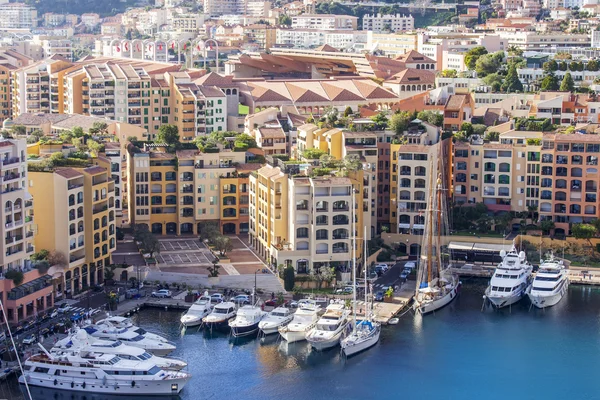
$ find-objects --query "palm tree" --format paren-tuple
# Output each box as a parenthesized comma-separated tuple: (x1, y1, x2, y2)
(527, 205, 538, 224)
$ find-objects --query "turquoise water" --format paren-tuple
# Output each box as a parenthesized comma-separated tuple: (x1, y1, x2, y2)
(13, 282, 600, 400)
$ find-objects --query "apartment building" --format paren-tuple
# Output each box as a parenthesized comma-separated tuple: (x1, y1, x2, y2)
(11, 56, 73, 116)
(249, 160, 368, 274)
(389, 124, 449, 255)
(366, 32, 418, 57)
(43, 13, 66, 27)
(29, 158, 117, 298)
(0, 138, 46, 326)
(275, 28, 367, 50)
(173, 81, 228, 139)
(362, 14, 414, 33)
(204, 0, 242, 16)
(127, 145, 249, 235)
(0, 3, 37, 30)
(242, 24, 277, 51)
(291, 14, 358, 31)
(103, 143, 126, 225)
(497, 31, 590, 51)
(452, 127, 600, 238)
(81, 13, 101, 28)
(0, 50, 32, 125)
(295, 126, 377, 234)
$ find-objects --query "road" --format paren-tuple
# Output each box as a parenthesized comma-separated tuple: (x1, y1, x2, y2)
(372, 261, 408, 292)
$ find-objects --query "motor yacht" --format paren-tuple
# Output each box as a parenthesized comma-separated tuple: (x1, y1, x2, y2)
(259, 307, 293, 335)
(306, 303, 351, 350)
(229, 305, 265, 337)
(180, 296, 213, 327)
(279, 300, 321, 343)
(53, 330, 186, 371)
(202, 301, 236, 331)
(82, 324, 175, 356)
(485, 249, 533, 309)
(528, 255, 569, 308)
(20, 345, 190, 396)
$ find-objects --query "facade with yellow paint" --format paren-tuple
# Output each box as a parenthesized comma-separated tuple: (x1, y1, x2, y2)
(127, 144, 249, 235)
(249, 158, 370, 274)
(29, 158, 116, 298)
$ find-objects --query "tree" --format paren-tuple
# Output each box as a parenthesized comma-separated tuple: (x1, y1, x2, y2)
(344, 106, 353, 117)
(343, 154, 362, 172)
(214, 235, 233, 256)
(587, 60, 599, 72)
(484, 131, 500, 141)
(465, 46, 488, 70)
(482, 73, 503, 91)
(441, 69, 457, 78)
(90, 121, 108, 135)
(10, 125, 26, 136)
(558, 61, 568, 71)
(87, 139, 102, 157)
(472, 124, 487, 137)
(389, 111, 411, 134)
(72, 126, 85, 138)
(540, 220, 555, 234)
(301, 148, 327, 160)
(475, 52, 504, 77)
(207, 260, 221, 277)
(48, 251, 67, 267)
(543, 60, 559, 72)
(507, 45, 523, 57)
(370, 112, 389, 130)
(278, 14, 292, 26)
(283, 266, 295, 291)
(31, 249, 50, 262)
(197, 221, 220, 243)
(572, 223, 596, 245)
(320, 266, 336, 289)
(133, 224, 150, 242)
(233, 134, 257, 151)
(416, 110, 443, 126)
(502, 63, 524, 93)
(5, 269, 24, 286)
(27, 129, 45, 144)
(157, 124, 180, 145)
(460, 123, 474, 136)
(540, 72, 560, 91)
(559, 72, 575, 92)
(138, 233, 160, 257)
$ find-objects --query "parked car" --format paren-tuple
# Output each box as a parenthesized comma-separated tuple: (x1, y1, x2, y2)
(151, 289, 172, 298)
(40, 313, 51, 323)
(264, 299, 277, 307)
(39, 328, 50, 337)
(50, 309, 59, 319)
(375, 263, 389, 272)
(288, 300, 299, 308)
(404, 262, 416, 270)
(126, 288, 139, 296)
(70, 312, 84, 322)
(210, 293, 224, 303)
(57, 303, 71, 313)
(400, 270, 410, 282)
(22, 334, 37, 345)
(13, 325, 24, 335)
(231, 295, 251, 305)
(374, 291, 384, 302)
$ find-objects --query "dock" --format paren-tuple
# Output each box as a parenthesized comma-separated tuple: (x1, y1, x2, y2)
(372, 281, 415, 325)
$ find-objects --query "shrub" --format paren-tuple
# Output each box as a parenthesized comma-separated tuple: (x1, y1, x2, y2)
(283, 266, 295, 291)
(5, 269, 24, 286)
(376, 250, 392, 262)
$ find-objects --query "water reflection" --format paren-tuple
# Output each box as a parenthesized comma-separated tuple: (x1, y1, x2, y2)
(24, 385, 181, 400)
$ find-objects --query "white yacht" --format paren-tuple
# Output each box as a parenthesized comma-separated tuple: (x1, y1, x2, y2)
(229, 305, 266, 337)
(202, 301, 236, 330)
(53, 330, 187, 371)
(95, 316, 170, 344)
(180, 296, 213, 327)
(279, 300, 321, 343)
(259, 307, 293, 335)
(306, 303, 351, 350)
(20, 345, 191, 396)
(527, 255, 569, 309)
(82, 324, 175, 356)
(485, 249, 533, 309)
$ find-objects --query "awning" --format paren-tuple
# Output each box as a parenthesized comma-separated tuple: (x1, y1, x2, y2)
(448, 241, 513, 253)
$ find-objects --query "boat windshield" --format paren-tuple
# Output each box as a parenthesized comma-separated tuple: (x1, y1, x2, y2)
(271, 312, 287, 317)
(293, 315, 313, 324)
(93, 341, 122, 348)
(125, 335, 144, 342)
(215, 308, 231, 314)
(316, 322, 340, 332)
(139, 352, 152, 360)
(134, 328, 147, 335)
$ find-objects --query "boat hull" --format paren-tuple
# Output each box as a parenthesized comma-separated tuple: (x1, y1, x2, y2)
(144, 346, 175, 357)
(180, 316, 204, 327)
(279, 328, 308, 343)
(341, 328, 380, 357)
(19, 374, 190, 396)
(230, 322, 260, 337)
(203, 317, 234, 332)
(415, 282, 461, 315)
(528, 280, 568, 309)
(307, 325, 348, 351)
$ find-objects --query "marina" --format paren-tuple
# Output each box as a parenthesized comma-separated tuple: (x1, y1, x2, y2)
(7, 282, 600, 400)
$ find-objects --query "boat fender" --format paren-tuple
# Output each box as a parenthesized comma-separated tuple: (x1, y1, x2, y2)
(53, 379, 57, 386)
(131, 380, 136, 387)
(71, 382, 74, 388)
(82, 382, 86, 389)
(115, 384, 119, 390)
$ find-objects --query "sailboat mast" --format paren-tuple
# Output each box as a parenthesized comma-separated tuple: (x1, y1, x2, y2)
(436, 172, 443, 278)
(364, 225, 368, 317)
(352, 185, 357, 328)
(426, 160, 434, 284)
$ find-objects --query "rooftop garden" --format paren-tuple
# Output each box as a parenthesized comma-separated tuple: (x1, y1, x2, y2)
(27, 152, 92, 172)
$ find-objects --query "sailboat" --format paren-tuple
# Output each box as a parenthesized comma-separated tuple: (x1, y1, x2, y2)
(341, 226, 381, 356)
(413, 162, 461, 315)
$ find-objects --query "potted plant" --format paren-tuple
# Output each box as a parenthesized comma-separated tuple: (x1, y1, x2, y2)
(207, 260, 221, 285)
(184, 289, 195, 303)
